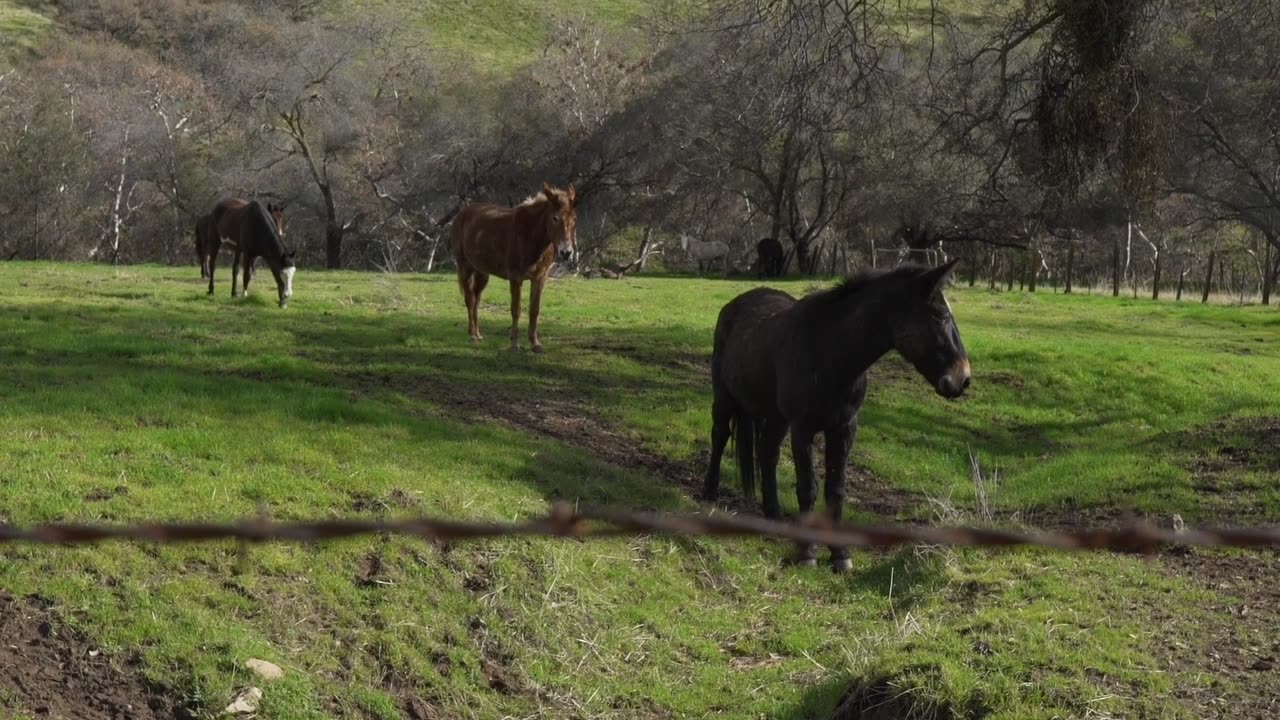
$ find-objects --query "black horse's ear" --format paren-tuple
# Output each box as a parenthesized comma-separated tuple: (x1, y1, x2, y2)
(920, 258, 960, 297)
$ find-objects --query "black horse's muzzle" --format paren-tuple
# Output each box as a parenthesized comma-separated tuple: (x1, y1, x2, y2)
(935, 358, 971, 399)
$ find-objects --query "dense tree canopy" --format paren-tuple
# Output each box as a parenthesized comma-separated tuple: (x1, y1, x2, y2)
(0, 0, 1275, 300)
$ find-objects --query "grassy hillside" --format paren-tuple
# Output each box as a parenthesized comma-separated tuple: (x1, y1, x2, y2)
(0, 0, 997, 75)
(337, 0, 652, 72)
(0, 263, 1276, 719)
(0, 1, 51, 67)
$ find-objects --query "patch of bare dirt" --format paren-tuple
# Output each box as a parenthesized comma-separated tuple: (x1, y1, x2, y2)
(466, 616, 526, 697)
(1151, 549, 1280, 719)
(347, 488, 422, 514)
(0, 592, 182, 720)
(572, 338, 709, 376)
(1163, 415, 1280, 522)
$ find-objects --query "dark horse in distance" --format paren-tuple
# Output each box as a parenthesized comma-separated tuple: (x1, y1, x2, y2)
(703, 260, 971, 571)
(450, 182, 578, 352)
(196, 201, 287, 279)
(756, 237, 785, 278)
(196, 199, 295, 308)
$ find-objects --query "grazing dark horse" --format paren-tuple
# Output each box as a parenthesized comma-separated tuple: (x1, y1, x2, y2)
(198, 200, 288, 282)
(200, 199, 295, 308)
(450, 182, 578, 352)
(702, 260, 971, 571)
(756, 237, 785, 278)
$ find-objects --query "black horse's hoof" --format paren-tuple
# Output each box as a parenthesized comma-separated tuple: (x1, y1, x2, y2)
(831, 557, 853, 573)
(783, 556, 818, 568)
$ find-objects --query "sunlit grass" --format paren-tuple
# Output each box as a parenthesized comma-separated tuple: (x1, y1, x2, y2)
(0, 262, 1275, 718)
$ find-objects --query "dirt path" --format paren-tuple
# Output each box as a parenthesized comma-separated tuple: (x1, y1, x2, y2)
(0, 592, 179, 720)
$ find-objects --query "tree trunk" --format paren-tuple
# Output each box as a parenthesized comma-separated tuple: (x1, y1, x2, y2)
(988, 248, 997, 290)
(1264, 239, 1274, 306)
(968, 248, 977, 287)
(1028, 249, 1039, 292)
(1065, 244, 1075, 294)
(1151, 251, 1161, 301)
(1006, 252, 1015, 291)
(1176, 268, 1186, 301)
(1202, 249, 1215, 304)
(326, 223, 343, 269)
(1112, 232, 1121, 297)
(637, 226, 655, 271)
(1124, 218, 1133, 291)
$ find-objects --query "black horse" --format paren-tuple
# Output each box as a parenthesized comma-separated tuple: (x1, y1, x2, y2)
(702, 260, 970, 571)
(756, 237, 785, 278)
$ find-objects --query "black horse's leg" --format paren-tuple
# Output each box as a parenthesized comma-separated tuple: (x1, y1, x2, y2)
(702, 395, 733, 502)
(758, 418, 788, 519)
(823, 419, 856, 573)
(231, 249, 241, 297)
(790, 427, 818, 566)
(207, 241, 219, 295)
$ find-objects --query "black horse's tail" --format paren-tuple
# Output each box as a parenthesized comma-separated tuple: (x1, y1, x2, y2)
(730, 413, 761, 501)
(195, 220, 208, 279)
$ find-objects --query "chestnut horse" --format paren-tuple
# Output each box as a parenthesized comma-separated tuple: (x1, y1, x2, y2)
(199, 199, 296, 308)
(450, 182, 577, 352)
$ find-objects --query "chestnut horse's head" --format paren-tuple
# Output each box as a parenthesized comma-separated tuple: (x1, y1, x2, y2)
(267, 202, 288, 238)
(540, 182, 577, 262)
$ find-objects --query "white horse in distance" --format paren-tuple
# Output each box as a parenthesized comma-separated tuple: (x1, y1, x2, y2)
(680, 233, 730, 275)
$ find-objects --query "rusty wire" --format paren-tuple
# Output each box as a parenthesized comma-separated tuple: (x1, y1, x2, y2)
(0, 504, 1277, 554)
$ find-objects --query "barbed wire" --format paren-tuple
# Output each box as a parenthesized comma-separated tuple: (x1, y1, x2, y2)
(0, 504, 1277, 554)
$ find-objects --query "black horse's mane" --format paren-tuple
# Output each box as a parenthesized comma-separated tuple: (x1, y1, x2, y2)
(249, 200, 287, 256)
(802, 263, 932, 309)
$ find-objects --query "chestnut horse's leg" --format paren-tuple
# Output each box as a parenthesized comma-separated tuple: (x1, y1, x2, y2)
(790, 427, 819, 566)
(460, 269, 488, 342)
(508, 278, 523, 352)
(458, 267, 476, 340)
(470, 272, 489, 341)
(527, 274, 547, 353)
(231, 248, 241, 297)
(242, 255, 255, 296)
(823, 420, 856, 573)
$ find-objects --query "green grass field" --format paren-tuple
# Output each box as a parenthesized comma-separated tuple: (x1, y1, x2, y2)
(0, 262, 1277, 719)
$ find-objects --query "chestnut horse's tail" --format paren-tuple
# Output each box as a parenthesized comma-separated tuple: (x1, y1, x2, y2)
(729, 413, 761, 501)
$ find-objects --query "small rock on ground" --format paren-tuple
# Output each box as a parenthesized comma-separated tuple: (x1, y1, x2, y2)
(245, 658, 284, 682)
(224, 687, 263, 715)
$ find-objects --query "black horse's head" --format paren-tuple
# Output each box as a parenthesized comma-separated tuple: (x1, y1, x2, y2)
(889, 259, 971, 399)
